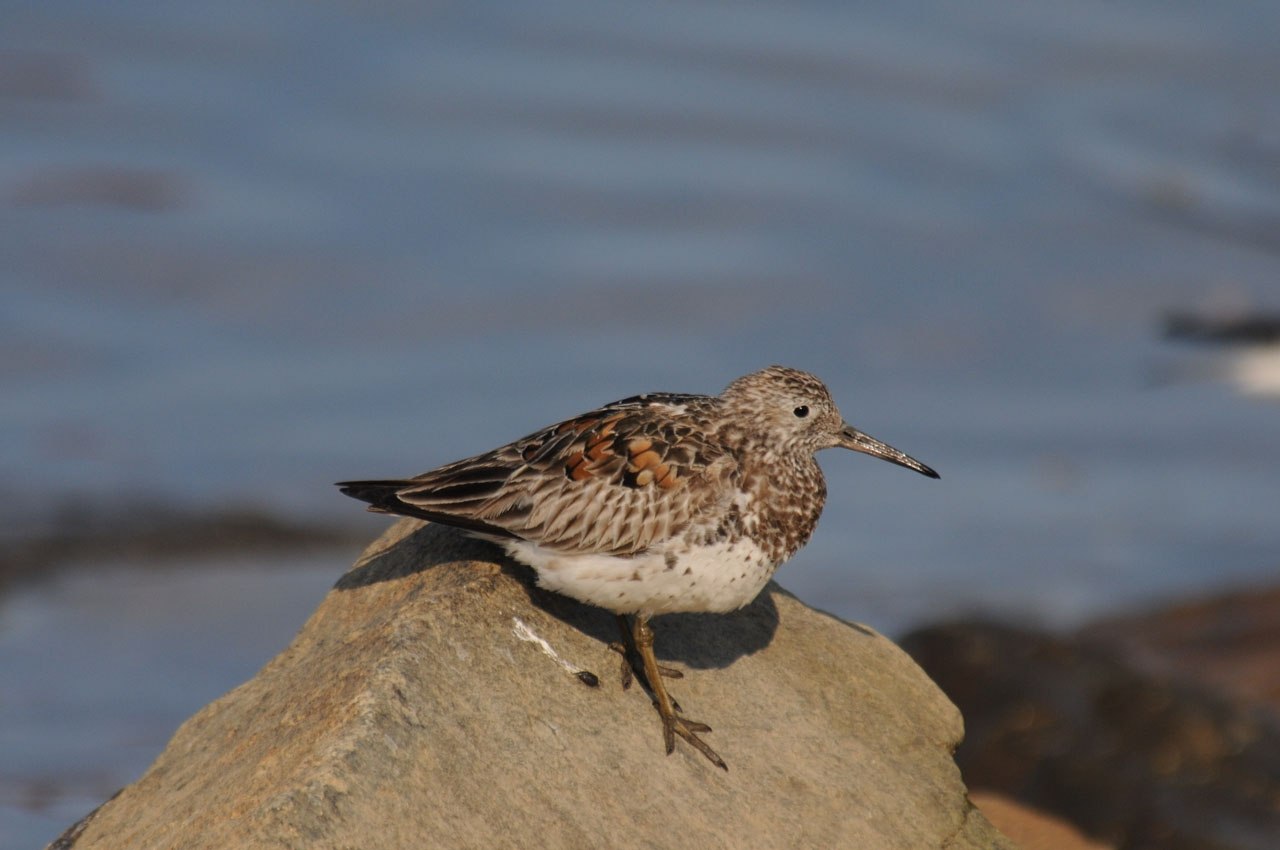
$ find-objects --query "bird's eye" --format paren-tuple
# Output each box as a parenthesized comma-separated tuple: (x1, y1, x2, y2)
(793, 405, 809, 418)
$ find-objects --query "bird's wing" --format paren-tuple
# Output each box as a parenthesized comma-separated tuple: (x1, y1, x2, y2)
(338, 393, 737, 556)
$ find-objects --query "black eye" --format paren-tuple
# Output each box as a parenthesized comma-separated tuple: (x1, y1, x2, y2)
(793, 405, 809, 418)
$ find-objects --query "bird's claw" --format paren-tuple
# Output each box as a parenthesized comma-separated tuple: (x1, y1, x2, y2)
(662, 714, 726, 770)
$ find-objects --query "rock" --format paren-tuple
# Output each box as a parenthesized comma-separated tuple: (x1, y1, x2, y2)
(1084, 583, 1280, 716)
(54, 520, 1011, 850)
(903, 621, 1280, 850)
(969, 792, 1114, 850)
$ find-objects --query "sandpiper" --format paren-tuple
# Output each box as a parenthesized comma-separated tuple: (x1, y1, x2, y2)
(338, 365, 938, 769)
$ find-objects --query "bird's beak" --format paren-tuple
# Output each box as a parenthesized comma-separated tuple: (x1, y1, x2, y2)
(837, 425, 940, 479)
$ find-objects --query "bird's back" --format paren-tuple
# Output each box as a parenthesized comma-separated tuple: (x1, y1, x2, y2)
(338, 392, 740, 557)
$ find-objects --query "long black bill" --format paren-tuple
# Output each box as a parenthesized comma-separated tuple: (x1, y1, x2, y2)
(838, 425, 939, 479)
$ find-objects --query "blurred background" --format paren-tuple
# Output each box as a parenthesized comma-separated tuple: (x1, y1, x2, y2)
(3, 1, 1279, 846)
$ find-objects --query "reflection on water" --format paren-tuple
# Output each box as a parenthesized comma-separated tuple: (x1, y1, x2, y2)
(2, 1, 1280, 844)
(1162, 311, 1280, 398)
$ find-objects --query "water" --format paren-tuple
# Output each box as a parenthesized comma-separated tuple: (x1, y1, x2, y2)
(3, 1, 1280, 845)
(0, 556, 341, 847)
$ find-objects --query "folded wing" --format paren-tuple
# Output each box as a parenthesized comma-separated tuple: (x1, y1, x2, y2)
(337, 394, 735, 556)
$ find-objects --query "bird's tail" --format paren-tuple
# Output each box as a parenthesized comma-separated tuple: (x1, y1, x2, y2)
(336, 480, 418, 515)
(335, 479, 517, 539)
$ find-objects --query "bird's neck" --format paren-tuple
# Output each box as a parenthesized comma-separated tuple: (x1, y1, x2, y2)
(734, 440, 827, 565)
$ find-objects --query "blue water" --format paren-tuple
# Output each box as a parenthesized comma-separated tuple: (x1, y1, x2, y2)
(4, 0, 1280, 844)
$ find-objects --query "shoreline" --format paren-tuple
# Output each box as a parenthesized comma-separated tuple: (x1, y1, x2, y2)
(0, 504, 371, 590)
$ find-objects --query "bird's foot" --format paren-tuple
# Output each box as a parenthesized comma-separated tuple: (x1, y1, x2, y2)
(629, 614, 726, 770)
(608, 642, 683, 689)
(658, 708, 726, 771)
(607, 641, 635, 689)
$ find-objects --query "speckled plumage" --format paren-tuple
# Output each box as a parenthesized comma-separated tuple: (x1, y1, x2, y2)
(338, 365, 938, 768)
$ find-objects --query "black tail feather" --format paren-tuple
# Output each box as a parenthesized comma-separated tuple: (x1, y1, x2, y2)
(335, 480, 517, 540)
(337, 479, 415, 511)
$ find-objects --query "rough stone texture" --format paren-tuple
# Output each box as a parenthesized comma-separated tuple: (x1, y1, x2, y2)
(904, 621, 1280, 850)
(57, 520, 1012, 850)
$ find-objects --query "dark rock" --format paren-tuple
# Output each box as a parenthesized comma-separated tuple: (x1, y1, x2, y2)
(904, 621, 1280, 850)
(1085, 583, 1280, 716)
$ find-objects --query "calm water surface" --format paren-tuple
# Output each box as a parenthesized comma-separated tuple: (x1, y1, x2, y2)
(3, 1, 1280, 844)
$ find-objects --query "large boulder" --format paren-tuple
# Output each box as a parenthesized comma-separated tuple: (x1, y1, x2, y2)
(55, 520, 1012, 850)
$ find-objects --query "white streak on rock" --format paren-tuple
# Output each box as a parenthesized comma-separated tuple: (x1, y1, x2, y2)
(511, 616, 588, 679)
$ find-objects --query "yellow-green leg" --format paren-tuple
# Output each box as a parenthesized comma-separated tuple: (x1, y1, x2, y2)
(631, 614, 727, 771)
(609, 614, 682, 690)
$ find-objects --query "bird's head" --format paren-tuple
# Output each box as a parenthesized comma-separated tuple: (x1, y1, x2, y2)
(721, 365, 939, 478)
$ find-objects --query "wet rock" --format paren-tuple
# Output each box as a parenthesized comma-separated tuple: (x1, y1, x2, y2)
(904, 621, 1280, 850)
(54, 520, 1011, 850)
(1085, 583, 1280, 716)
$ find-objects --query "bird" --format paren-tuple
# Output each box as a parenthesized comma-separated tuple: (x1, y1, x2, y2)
(337, 365, 938, 769)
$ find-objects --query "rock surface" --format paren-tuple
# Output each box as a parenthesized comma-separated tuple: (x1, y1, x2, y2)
(968, 792, 1112, 850)
(904, 621, 1280, 850)
(1085, 583, 1280, 716)
(56, 520, 1011, 850)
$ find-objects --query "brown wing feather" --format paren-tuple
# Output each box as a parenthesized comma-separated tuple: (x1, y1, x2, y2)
(354, 394, 735, 555)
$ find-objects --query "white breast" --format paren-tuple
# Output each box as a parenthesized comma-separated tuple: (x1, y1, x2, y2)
(499, 536, 778, 617)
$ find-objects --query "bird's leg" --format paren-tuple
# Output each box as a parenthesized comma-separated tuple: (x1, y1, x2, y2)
(607, 614, 635, 689)
(608, 614, 682, 691)
(631, 614, 727, 771)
